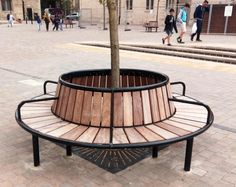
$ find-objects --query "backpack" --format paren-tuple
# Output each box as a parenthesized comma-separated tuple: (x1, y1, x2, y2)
(7, 14, 10, 20)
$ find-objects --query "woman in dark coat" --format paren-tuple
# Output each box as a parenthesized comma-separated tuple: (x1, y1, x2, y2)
(162, 9, 178, 46)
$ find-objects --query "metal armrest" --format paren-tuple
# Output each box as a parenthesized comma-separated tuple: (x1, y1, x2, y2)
(43, 80, 58, 94)
(169, 98, 214, 125)
(170, 82, 186, 96)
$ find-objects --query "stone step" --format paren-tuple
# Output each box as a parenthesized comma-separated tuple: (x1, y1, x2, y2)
(80, 43, 236, 64)
(125, 44, 236, 59)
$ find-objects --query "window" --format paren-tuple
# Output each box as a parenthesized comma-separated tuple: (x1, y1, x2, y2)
(146, 0, 154, 10)
(1, 0, 12, 11)
(166, 0, 174, 9)
(126, 0, 133, 10)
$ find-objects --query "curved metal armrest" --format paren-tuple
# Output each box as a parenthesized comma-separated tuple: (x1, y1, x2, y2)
(43, 80, 58, 94)
(170, 82, 186, 96)
(16, 97, 58, 121)
(169, 98, 214, 125)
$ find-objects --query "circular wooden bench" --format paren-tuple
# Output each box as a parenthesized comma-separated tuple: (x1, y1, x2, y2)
(15, 69, 214, 171)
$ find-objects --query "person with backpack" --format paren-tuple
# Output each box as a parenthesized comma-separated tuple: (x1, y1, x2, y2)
(177, 3, 190, 44)
(191, 0, 209, 42)
(162, 8, 178, 46)
(35, 13, 42, 31)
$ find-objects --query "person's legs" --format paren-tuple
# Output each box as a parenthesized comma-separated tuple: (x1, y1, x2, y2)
(167, 36, 171, 45)
(46, 22, 49, 31)
(56, 23, 59, 31)
(178, 22, 186, 43)
(196, 20, 203, 41)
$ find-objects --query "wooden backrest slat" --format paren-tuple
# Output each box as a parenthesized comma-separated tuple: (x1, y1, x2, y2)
(52, 83, 61, 113)
(122, 75, 128, 87)
(86, 76, 93, 87)
(107, 75, 112, 88)
(93, 75, 100, 87)
(123, 92, 133, 126)
(162, 86, 171, 117)
(135, 76, 141, 86)
(149, 89, 161, 122)
(72, 90, 85, 124)
(128, 76, 135, 87)
(80, 76, 87, 86)
(101, 93, 111, 127)
(141, 90, 152, 124)
(80, 91, 93, 125)
(55, 85, 65, 115)
(132, 91, 143, 126)
(100, 75, 106, 88)
(59, 86, 70, 119)
(113, 93, 123, 126)
(119, 75, 123, 87)
(91, 92, 102, 126)
(64, 88, 77, 121)
(141, 76, 147, 86)
(156, 87, 166, 120)
(167, 83, 175, 114)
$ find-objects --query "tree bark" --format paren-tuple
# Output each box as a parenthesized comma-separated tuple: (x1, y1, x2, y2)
(107, 0, 120, 88)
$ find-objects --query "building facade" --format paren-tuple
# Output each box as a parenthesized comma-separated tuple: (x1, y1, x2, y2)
(0, 0, 40, 21)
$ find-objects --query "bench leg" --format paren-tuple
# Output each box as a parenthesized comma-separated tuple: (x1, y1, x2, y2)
(32, 135, 40, 167)
(66, 145, 72, 156)
(184, 138, 194, 171)
(152, 146, 159, 158)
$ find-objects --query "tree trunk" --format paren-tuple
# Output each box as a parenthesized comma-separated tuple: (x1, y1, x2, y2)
(107, 0, 120, 88)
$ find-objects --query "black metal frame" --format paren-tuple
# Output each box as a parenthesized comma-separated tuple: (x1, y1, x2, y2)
(15, 70, 214, 171)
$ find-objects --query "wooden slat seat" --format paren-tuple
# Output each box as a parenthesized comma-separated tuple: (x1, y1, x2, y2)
(20, 94, 209, 145)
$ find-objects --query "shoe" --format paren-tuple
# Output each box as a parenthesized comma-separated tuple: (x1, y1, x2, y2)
(162, 38, 165, 44)
(196, 39, 202, 42)
(191, 34, 194, 41)
(177, 37, 181, 43)
(167, 43, 172, 46)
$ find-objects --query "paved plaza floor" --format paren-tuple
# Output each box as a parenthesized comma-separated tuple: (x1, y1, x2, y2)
(0, 23, 236, 187)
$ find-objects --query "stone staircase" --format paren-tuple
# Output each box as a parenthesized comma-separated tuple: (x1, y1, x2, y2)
(82, 43, 236, 64)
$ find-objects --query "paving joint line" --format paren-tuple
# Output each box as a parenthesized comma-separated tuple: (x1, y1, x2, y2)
(213, 123, 236, 133)
(0, 66, 43, 80)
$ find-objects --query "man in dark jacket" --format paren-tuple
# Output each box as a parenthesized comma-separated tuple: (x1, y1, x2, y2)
(191, 0, 209, 42)
(162, 9, 178, 46)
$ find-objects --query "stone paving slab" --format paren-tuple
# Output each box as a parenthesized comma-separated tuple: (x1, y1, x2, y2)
(0, 23, 236, 186)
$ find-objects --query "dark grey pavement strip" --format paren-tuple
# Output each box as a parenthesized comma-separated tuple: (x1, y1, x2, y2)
(0, 66, 43, 80)
(213, 123, 236, 133)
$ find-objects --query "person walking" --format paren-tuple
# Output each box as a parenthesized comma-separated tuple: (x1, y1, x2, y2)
(8, 13, 14, 27)
(177, 3, 190, 44)
(53, 15, 60, 31)
(35, 13, 42, 31)
(43, 12, 51, 32)
(59, 15, 63, 31)
(162, 9, 178, 46)
(191, 0, 209, 42)
(7, 13, 10, 27)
